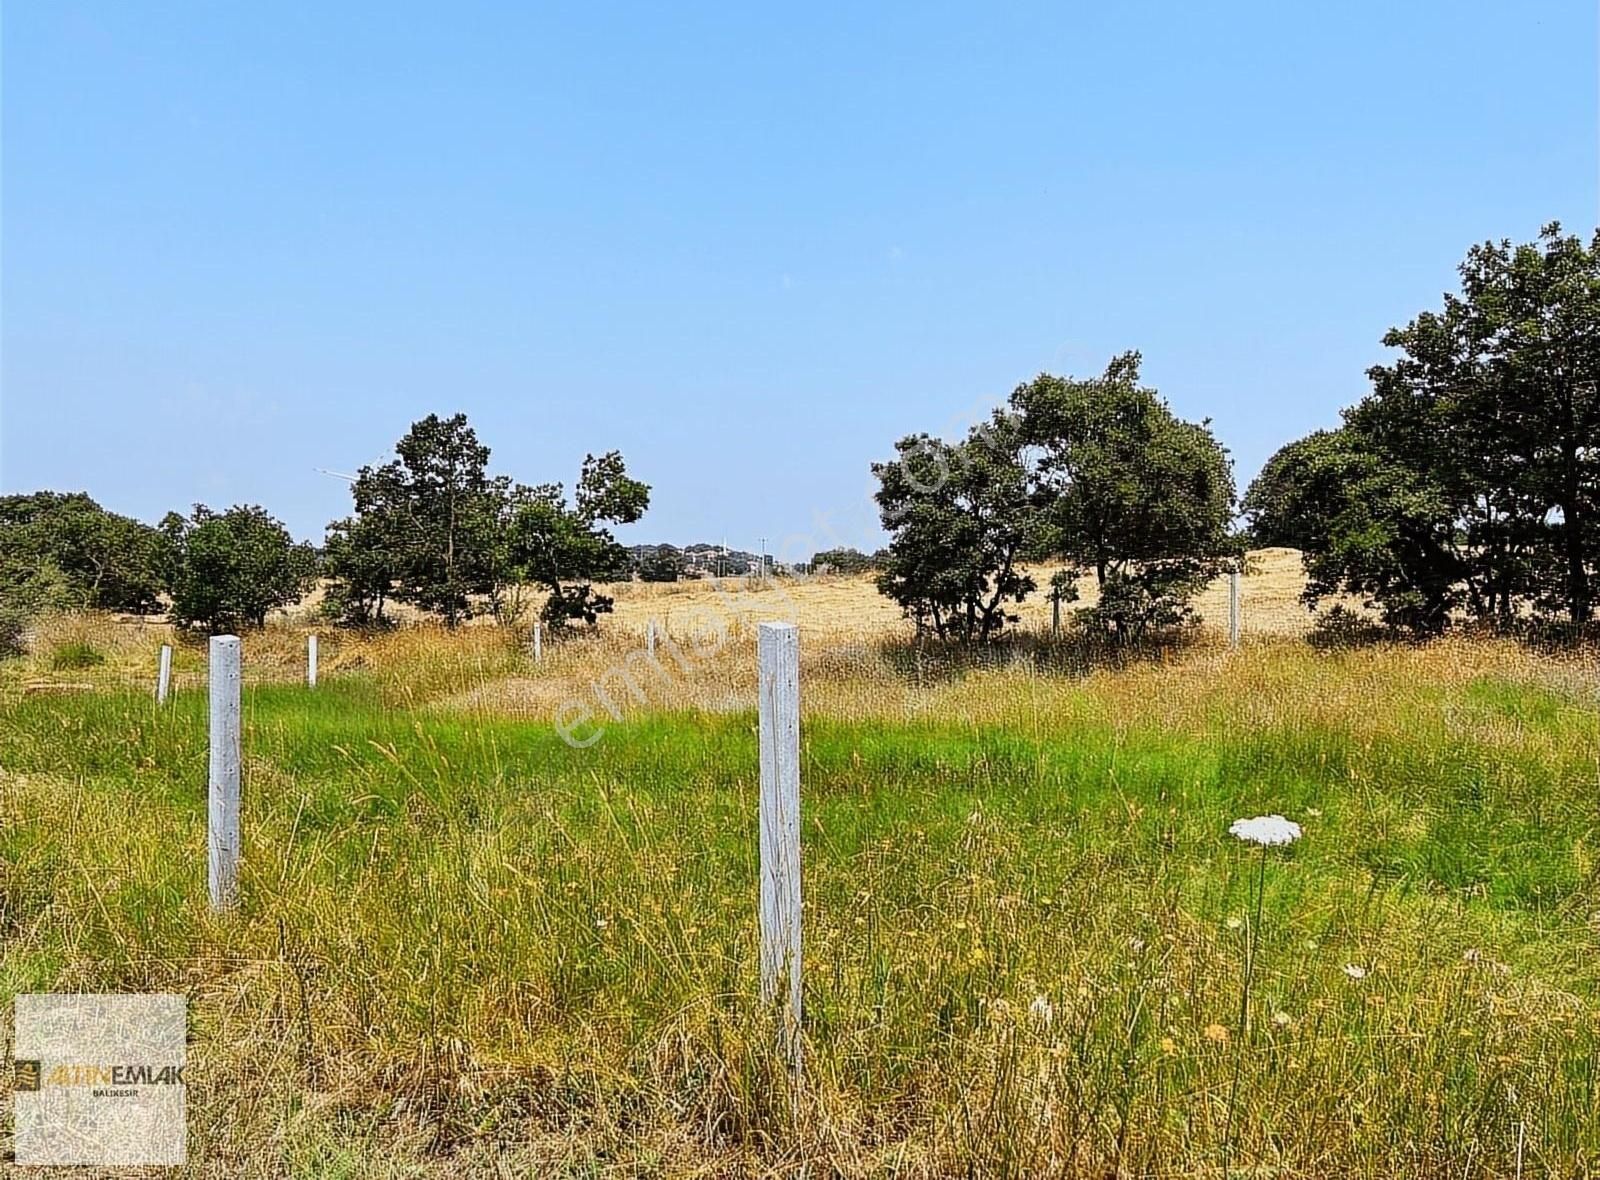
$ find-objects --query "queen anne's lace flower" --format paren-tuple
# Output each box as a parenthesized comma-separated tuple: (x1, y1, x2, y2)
(1228, 815, 1303, 847)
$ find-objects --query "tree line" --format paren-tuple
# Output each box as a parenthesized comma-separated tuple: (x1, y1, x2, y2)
(4, 223, 1594, 653)
(872, 223, 1599, 643)
(1246, 224, 1600, 635)
(0, 414, 648, 650)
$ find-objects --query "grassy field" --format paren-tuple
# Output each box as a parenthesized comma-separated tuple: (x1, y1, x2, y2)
(3, 572, 1600, 1176)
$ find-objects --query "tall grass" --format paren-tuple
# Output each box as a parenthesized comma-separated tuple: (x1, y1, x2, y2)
(1, 632, 1597, 1175)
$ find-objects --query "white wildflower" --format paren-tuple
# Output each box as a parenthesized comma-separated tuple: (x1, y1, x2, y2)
(1029, 995, 1055, 1027)
(1343, 964, 1367, 981)
(1229, 815, 1303, 847)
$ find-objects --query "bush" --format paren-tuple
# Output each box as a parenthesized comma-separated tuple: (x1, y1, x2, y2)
(0, 556, 73, 658)
(49, 639, 107, 670)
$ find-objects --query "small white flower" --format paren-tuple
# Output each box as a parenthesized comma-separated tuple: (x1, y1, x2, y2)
(1028, 995, 1055, 1026)
(1229, 815, 1303, 847)
(1343, 964, 1367, 981)
(1225, 916, 1243, 931)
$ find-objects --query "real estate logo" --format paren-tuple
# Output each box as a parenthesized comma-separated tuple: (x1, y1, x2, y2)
(12, 994, 187, 1166)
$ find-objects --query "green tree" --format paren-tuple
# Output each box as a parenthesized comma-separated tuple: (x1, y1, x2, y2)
(329, 415, 650, 631)
(164, 505, 317, 632)
(1364, 223, 1600, 625)
(1242, 432, 1346, 550)
(637, 545, 684, 583)
(1245, 428, 1465, 634)
(0, 554, 73, 656)
(0, 491, 168, 613)
(811, 547, 877, 575)
(321, 511, 400, 627)
(1271, 225, 1600, 634)
(1011, 354, 1239, 639)
(872, 411, 1042, 643)
(341, 414, 503, 627)
(498, 452, 650, 630)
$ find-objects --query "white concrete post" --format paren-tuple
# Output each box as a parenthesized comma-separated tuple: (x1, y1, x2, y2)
(757, 622, 802, 1061)
(208, 635, 242, 910)
(307, 634, 318, 688)
(532, 621, 542, 663)
(647, 619, 656, 656)
(156, 644, 172, 704)
(1228, 569, 1241, 648)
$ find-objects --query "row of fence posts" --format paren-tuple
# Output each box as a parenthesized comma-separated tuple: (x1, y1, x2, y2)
(157, 620, 807, 1066)
(157, 636, 321, 702)
(163, 562, 1238, 1010)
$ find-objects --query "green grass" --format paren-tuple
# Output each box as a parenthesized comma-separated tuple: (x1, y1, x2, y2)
(2, 651, 1598, 1176)
(46, 637, 107, 671)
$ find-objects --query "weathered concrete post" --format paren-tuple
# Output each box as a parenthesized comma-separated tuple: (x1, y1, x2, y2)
(1228, 569, 1241, 649)
(307, 634, 318, 688)
(532, 621, 542, 663)
(757, 621, 802, 1064)
(208, 635, 242, 910)
(156, 644, 173, 704)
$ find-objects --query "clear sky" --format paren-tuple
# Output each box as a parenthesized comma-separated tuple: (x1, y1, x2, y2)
(3, 2, 1596, 560)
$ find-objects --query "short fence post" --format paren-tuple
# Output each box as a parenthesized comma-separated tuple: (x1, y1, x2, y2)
(156, 644, 172, 704)
(1051, 592, 1061, 636)
(1228, 569, 1241, 648)
(532, 621, 542, 663)
(647, 619, 656, 656)
(208, 635, 242, 910)
(307, 634, 318, 688)
(757, 622, 802, 1066)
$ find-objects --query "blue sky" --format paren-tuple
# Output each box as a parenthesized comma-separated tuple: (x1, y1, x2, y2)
(3, 2, 1596, 559)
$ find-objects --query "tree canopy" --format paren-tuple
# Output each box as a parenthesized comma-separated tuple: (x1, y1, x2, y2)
(872, 358, 1238, 644)
(1012, 354, 1239, 638)
(1249, 224, 1600, 634)
(0, 491, 168, 614)
(162, 504, 317, 633)
(324, 413, 650, 630)
(873, 411, 1042, 643)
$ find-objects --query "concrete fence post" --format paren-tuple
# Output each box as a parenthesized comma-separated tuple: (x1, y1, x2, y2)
(208, 635, 242, 910)
(156, 644, 172, 704)
(647, 619, 656, 656)
(533, 621, 542, 663)
(1228, 569, 1241, 649)
(757, 621, 802, 1065)
(307, 634, 318, 688)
